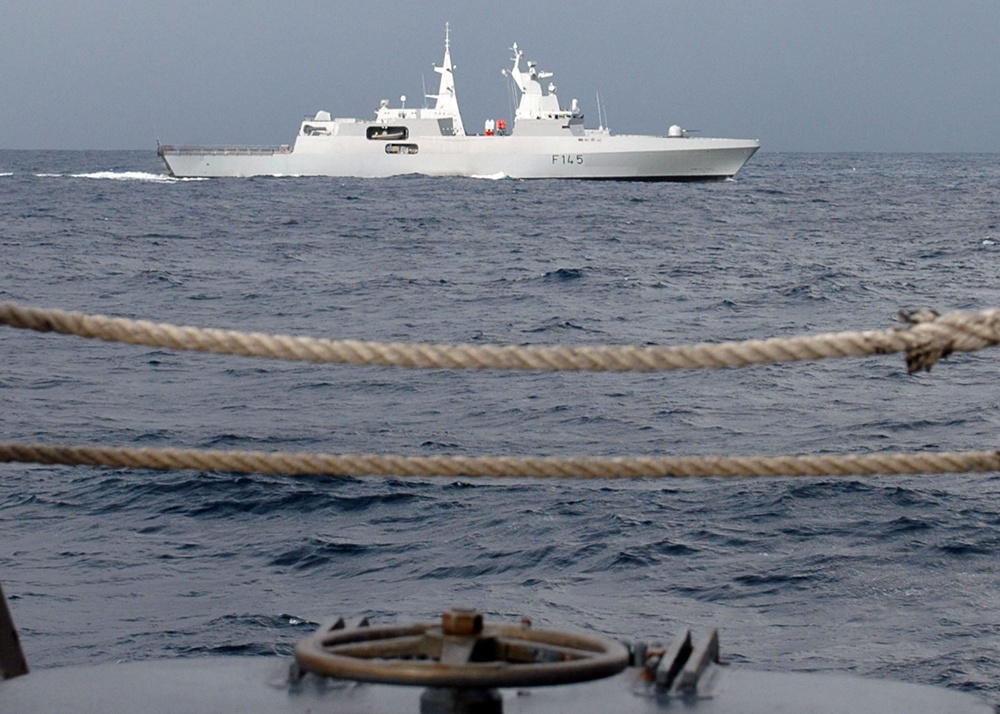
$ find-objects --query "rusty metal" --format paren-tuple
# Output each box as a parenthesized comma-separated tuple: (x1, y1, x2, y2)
(294, 612, 628, 688)
(442, 608, 483, 637)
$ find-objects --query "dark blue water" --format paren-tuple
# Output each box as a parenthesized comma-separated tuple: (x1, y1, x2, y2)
(2, 150, 999, 703)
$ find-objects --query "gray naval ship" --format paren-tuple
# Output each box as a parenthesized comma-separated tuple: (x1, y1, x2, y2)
(157, 26, 759, 180)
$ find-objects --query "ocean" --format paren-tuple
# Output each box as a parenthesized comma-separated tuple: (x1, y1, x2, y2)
(1, 150, 999, 704)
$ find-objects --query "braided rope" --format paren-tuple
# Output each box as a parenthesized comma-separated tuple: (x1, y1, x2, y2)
(2, 301, 999, 373)
(2, 443, 998, 479)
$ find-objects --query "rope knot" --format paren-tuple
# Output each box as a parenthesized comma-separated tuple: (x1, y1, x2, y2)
(898, 308, 1000, 373)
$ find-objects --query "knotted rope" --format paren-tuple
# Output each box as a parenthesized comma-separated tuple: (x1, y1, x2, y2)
(3, 301, 1000, 479)
(2, 301, 999, 373)
(1, 443, 998, 479)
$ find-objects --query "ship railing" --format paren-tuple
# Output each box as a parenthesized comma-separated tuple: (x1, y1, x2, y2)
(157, 145, 292, 156)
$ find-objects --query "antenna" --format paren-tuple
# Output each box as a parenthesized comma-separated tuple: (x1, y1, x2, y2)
(596, 93, 610, 132)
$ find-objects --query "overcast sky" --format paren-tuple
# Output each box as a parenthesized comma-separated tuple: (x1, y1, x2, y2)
(1, 1, 998, 152)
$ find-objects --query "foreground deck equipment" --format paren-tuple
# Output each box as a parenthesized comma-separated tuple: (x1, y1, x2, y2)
(1, 605, 991, 713)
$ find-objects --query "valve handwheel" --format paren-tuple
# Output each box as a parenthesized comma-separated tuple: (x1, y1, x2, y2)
(294, 608, 629, 688)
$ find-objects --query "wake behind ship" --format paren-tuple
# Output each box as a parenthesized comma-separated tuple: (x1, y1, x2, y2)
(157, 25, 759, 180)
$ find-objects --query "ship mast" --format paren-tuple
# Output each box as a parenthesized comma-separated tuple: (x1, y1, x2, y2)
(503, 43, 563, 120)
(427, 22, 466, 135)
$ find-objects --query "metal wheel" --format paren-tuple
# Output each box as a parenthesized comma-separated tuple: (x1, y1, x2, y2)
(294, 609, 629, 688)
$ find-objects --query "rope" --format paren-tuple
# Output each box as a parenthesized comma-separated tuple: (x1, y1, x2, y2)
(2, 442, 998, 479)
(2, 301, 999, 373)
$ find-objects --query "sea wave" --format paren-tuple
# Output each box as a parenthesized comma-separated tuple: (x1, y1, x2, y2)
(67, 171, 207, 182)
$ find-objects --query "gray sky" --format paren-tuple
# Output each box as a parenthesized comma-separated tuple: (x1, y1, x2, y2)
(1, 0, 998, 152)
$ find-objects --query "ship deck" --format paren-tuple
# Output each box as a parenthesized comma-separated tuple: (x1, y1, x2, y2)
(157, 144, 290, 157)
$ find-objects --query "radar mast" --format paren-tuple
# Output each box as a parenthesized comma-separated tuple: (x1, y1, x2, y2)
(426, 22, 466, 135)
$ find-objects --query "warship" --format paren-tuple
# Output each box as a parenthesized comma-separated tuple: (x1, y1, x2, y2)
(157, 26, 759, 180)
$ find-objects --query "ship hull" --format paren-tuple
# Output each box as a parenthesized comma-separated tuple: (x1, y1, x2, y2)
(158, 135, 759, 181)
